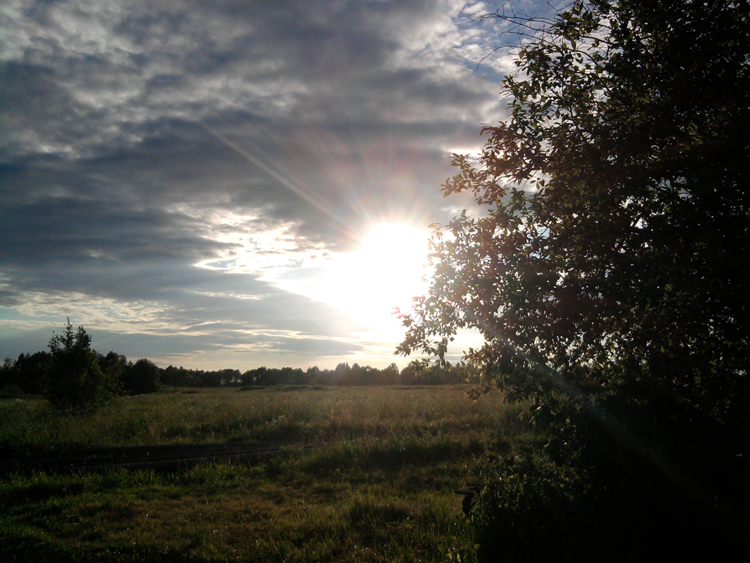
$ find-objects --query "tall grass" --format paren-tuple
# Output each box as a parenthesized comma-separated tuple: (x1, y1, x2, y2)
(1, 386, 525, 454)
(0, 386, 527, 562)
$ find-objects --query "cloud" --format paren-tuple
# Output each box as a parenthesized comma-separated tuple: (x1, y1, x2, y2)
(0, 0, 510, 368)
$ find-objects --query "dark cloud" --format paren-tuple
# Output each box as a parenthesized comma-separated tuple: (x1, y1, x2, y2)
(0, 0, 507, 368)
(0, 196, 233, 266)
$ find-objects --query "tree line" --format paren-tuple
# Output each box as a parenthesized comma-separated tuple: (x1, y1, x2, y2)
(0, 326, 479, 401)
(159, 360, 477, 388)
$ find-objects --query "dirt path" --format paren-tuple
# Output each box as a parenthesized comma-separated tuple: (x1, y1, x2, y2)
(1, 442, 318, 474)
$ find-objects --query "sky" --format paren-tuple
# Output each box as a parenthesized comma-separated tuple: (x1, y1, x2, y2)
(0, 0, 547, 370)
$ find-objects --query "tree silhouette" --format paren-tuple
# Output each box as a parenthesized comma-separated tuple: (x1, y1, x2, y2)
(43, 319, 118, 412)
(398, 0, 749, 558)
(122, 358, 161, 395)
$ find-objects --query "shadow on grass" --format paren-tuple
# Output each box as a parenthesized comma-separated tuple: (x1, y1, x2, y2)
(298, 436, 487, 477)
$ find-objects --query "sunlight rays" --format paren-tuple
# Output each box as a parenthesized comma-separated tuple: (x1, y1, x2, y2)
(310, 222, 431, 330)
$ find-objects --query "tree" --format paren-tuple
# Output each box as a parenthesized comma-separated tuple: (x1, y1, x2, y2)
(98, 351, 130, 381)
(0, 351, 51, 394)
(398, 0, 749, 558)
(43, 319, 118, 412)
(121, 358, 161, 395)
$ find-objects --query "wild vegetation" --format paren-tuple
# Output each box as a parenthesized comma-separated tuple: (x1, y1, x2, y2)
(3, 1, 747, 560)
(398, 0, 749, 559)
(0, 386, 523, 562)
(1, 326, 478, 405)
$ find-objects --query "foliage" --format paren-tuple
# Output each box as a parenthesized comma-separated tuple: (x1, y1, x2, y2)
(42, 319, 119, 412)
(398, 0, 750, 557)
(3, 347, 476, 394)
(98, 351, 130, 385)
(472, 436, 745, 562)
(0, 383, 24, 399)
(121, 358, 162, 395)
(471, 445, 590, 562)
(0, 351, 50, 395)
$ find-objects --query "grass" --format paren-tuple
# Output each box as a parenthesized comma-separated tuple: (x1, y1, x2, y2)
(0, 385, 527, 562)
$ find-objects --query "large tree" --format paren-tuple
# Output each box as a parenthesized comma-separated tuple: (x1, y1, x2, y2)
(399, 0, 749, 558)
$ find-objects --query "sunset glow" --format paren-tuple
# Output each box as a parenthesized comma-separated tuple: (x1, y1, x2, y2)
(0, 0, 502, 369)
(317, 223, 431, 327)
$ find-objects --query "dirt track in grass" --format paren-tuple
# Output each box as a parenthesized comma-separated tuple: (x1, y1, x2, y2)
(1, 441, 318, 474)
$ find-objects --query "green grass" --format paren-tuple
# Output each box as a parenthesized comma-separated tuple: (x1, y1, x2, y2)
(0, 386, 525, 454)
(0, 386, 527, 562)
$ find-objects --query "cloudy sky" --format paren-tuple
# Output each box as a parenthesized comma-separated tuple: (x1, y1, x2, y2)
(1, 0, 546, 370)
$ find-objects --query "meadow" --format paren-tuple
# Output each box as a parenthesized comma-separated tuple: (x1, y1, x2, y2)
(0, 385, 526, 562)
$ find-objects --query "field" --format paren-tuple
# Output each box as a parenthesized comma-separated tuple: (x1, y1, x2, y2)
(0, 385, 526, 562)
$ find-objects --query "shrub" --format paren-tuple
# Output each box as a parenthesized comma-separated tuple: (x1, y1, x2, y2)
(472, 408, 748, 562)
(0, 384, 25, 398)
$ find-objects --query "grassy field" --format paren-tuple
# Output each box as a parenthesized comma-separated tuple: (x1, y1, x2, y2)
(0, 385, 526, 562)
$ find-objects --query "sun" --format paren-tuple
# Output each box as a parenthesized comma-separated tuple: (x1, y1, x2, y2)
(318, 223, 431, 328)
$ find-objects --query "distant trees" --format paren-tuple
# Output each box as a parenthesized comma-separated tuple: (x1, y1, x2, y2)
(377, 362, 401, 385)
(121, 358, 161, 395)
(43, 319, 119, 412)
(0, 322, 479, 401)
(1, 351, 477, 393)
(242, 366, 307, 386)
(0, 351, 50, 395)
(98, 351, 128, 381)
(234, 361, 476, 387)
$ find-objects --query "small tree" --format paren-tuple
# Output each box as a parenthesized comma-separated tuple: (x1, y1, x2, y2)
(43, 319, 117, 412)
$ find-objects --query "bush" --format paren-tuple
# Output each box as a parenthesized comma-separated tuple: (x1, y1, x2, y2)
(472, 410, 748, 562)
(0, 384, 25, 398)
(42, 319, 118, 412)
(472, 446, 589, 562)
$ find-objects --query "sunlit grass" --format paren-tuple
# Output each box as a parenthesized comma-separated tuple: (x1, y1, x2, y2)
(0, 386, 528, 562)
(0, 385, 524, 454)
